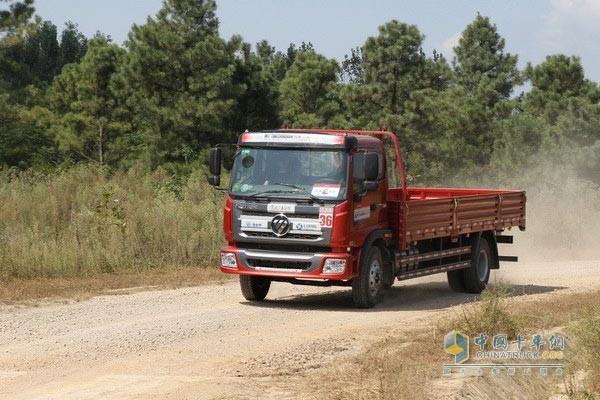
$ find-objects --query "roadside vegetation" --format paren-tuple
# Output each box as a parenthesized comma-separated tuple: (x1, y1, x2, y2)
(310, 288, 600, 400)
(446, 284, 524, 339)
(568, 304, 600, 396)
(0, 165, 227, 299)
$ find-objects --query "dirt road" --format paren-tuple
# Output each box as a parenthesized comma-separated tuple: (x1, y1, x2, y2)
(1, 258, 599, 400)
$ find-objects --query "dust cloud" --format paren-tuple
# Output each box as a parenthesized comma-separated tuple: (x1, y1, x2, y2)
(511, 174, 600, 261)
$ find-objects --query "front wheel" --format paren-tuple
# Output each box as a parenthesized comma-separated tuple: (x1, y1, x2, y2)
(352, 247, 384, 308)
(239, 275, 271, 301)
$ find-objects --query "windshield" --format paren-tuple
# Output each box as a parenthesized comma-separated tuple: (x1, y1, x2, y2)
(230, 147, 348, 201)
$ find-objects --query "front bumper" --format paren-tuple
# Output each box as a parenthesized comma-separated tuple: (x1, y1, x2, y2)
(219, 246, 355, 280)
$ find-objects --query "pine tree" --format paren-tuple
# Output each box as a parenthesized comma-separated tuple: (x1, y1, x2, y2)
(47, 37, 128, 166)
(439, 14, 522, 171)
(230, 40, 287, 132)
(0, 0, 36, 91)
(279, 50, 341, 128)
(114, 0, 243, 166)
(361, 20, 428, 116)
(453, 14, 520, 106)
(524, 55, 600, 124)
(58, 21, 87, 69)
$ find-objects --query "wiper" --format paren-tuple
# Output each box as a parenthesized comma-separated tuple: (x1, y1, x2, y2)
(247, 189, 292, 198)
(271, 182, 324, 205)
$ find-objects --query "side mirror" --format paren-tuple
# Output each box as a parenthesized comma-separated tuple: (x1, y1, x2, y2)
(353, 153, 365, 183)
(208, 147, 222, 187)
(354, 153, 380, 181)
(363, 181, 379, 191)
(207, 175, 220, 187)
(353, 152, 380, 196)
(209, 147, 222, 175)
(364, 153, 379, 181)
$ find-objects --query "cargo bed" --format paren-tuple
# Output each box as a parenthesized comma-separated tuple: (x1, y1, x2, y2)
(388, 187, 526, 250)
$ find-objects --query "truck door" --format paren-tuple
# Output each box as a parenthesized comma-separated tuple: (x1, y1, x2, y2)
(352, 152, 386, 236)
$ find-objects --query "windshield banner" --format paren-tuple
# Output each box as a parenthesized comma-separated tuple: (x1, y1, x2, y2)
(311, 184, 341, 198)
(242, 132, 344, 145)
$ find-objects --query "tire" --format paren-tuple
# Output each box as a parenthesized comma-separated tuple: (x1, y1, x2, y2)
(352, 246, 384, 308)
(447, 269, 465, 292)
(462, 237, 491, 293)
(381, 248, 395, 290)
(239, 275, 271, 301)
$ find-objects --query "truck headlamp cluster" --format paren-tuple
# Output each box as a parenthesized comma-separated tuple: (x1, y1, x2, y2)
(221, 252, 237, 268)
(322, 258, 346, 274)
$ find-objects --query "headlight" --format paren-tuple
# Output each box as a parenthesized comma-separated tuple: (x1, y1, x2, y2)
(322, 258, 346, 274)
(221, 252, 237, 268)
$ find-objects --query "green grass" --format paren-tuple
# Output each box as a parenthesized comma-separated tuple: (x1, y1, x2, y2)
(0, 164, 227, 281)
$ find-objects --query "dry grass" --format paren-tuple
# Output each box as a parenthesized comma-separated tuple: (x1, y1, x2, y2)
(311, 289, 600, 400)
(0, 164, 227, 281)
(515, 290, 600, 332)
(568, 304, 600, 396)
(440, 284, 525, 339)
(0, 266, 231, 305)
(308, 328, 446, 400)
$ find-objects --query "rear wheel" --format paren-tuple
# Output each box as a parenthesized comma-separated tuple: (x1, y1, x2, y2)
(447, 269, 465, 292)
(462, 237, 491, 293)
(352, 247, 384, 308)
(239, 275, 271, 301)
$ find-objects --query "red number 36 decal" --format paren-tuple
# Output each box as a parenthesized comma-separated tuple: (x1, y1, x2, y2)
(319, 214, 333, 227)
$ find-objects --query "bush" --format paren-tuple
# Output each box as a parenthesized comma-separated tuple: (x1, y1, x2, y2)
(569, 305, 600, 395)
(0, 164, 226, 280)
(449, 284, 524, 339)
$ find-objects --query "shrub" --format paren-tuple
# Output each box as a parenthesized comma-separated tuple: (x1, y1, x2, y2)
(0, 164, 226, 280)
(449, 284, 524, 339)
(569, 305, 600, 396)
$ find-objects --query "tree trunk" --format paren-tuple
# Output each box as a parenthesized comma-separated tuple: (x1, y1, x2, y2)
(98, 124, 104, 166)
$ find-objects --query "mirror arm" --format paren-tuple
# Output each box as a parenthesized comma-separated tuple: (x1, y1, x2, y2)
(363, 181, 379, 192)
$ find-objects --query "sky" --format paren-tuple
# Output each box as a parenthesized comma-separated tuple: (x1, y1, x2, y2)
(35, 0, 600, 83)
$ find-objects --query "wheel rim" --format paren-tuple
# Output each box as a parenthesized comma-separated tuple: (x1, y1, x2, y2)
(369, 259, 382, 297)
(476, 249, 489, 281)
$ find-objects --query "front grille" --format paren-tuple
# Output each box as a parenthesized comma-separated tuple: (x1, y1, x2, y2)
(241, 242, 331, 253)
(245, 231, 320, 240)
(247, 259, 312, 271)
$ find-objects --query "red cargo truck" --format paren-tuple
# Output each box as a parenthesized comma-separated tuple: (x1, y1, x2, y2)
(208, 129, 526, 307)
